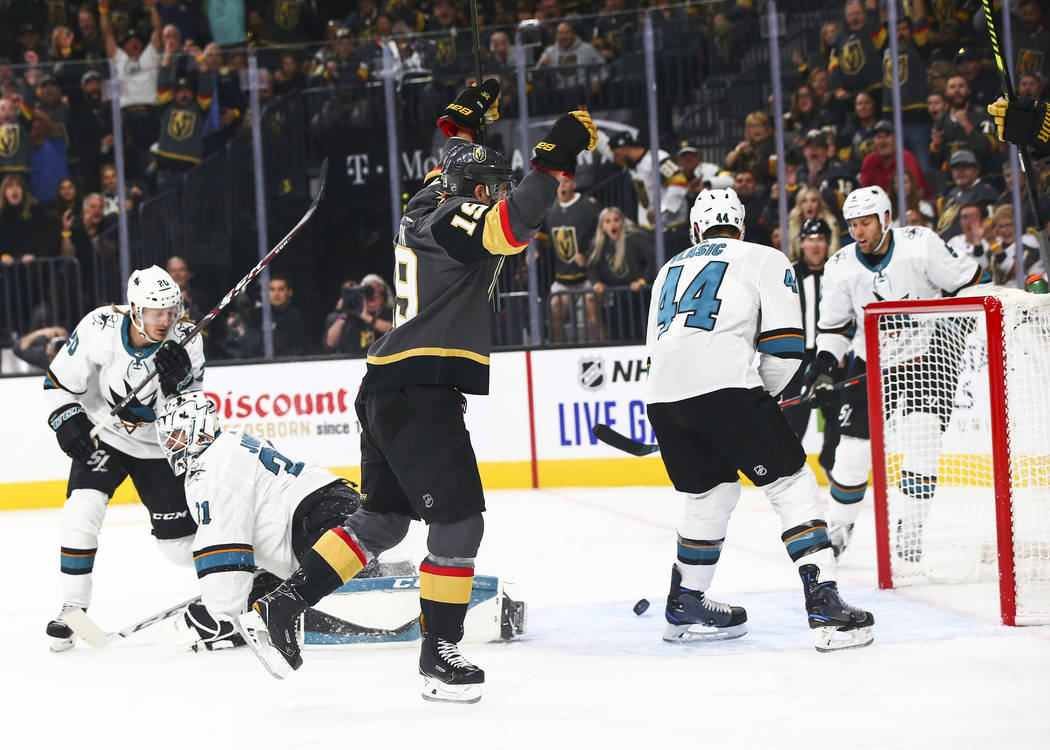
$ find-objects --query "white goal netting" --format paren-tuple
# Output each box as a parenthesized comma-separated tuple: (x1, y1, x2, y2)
(872, 287, 1050, 624)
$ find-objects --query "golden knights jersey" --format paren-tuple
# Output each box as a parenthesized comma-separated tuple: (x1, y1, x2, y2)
(628, 149, 688, 230)
(184, 430, 337, 618)
(829, 9, 887, 95)
(362, 163, 558, 394)
(645, 237, 805, 404)
(543, 193, 601, 284)
(816, 225, 986, 365)
(43, 306, 206, 459)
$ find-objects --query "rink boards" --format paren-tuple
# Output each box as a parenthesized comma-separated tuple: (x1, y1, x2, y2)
(1, 345, 839, 509)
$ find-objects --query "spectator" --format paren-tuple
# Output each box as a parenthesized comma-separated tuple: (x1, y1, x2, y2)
(1013, 0, 1050, 84)
(760, 150, 804, 237)
(537, 22, 607, 101)
(14, 325, 68, 371)
(828, 0, 885, 104)
(100, 0, 164, 178)
(935, 149, 999, 239)
(484, 31, 516, 106)
(954, 46, 1000, 109)
(797, 129, 857, 217)
(221, 299, 263, 359)
(676, 142, 733, 206)
(67, 70, 113, 193)
(925, 59, 952, 94)
(836, 89, 878, 167)
(586, 206, 654, 341)
(817, 21, 842, 67)
(203, 0, 246, 47)
(929, 75, 998, 181)
(35, 76, 71, 139)
(98, 164, 145, 217)
(0, 174, 51, 262)
(159, 23, 194, 81)
(540, 174, 601, 344)
(29, 113, 68, 204)
(1017, 72, 1045, 100)
(311, 28, 369, 88)
(732, 167, 771, 246)
(47, 26, 82, 92)
(888, 169, 936, 227)
(61, 192, 115, 283)
(199, 42, 247, 155)
(608, 130, 689, 249)
(155, 68, 212, 193)
(77, 5, 108, 66)
(988, 204, 1043, 285)
(945, 202, 992, 271)
(881, 1, 932, 171)
(995, 160, 1050, 234)
(590, 0, 630, 66)
(272, 52, 307, 96)
(16, 23, 47, 62)
(860, 120, 932, 200)
(808, 66, 833, 115)
(166, 254, 203, 321)
(157, 0, 203, 47)
(262, 273, 310, 357)
(905, 208, 930, 227)
(424, 0, 471, 85)
(346, 0, 381, 40)
(784, 85, 835, 148)
(323, 275, 394, 356)
(0, 95, 34, 177)
(259, 0, 316, 47)
(52, 177, 81, 219)
(787, 186, 841, 262)
(724, 110, 775, 184)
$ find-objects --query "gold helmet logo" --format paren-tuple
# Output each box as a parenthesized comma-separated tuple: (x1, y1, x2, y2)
(473, 146, 486, 162)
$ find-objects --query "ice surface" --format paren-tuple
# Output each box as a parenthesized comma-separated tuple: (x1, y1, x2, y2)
(5, 486, 1049, 749)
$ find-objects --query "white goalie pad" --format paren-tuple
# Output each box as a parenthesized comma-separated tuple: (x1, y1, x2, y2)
(303, 574, 527, 649)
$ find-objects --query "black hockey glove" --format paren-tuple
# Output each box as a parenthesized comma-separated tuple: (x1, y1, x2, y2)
(987, 97, 1050, 153)
(183, 602, 245, 652)
(531, 110, 599, 177)
(49, 403, 96, 463)
(800, 351, 837, 409)
(154, 340, 193, 396)
(436, 79, 501, 139)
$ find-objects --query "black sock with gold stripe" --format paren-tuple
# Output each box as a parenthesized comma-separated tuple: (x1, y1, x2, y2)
(291, 527, 371, 606)
(419, 556, 474, 642)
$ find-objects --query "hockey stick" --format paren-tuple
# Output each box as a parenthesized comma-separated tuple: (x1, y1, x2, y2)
(591, 372, 867, 457)
(89, 158, 330, 439)
(468, 0, 486, 145)
(980, 0, 1050, 275)
(63, 595, 202, 647)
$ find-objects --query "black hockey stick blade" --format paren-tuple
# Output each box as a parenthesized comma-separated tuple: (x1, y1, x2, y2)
(592, 423, 660, 456)
(91, 159, 330, 439)
(64, 595, 202, 647)
(303, 608, 419, 640)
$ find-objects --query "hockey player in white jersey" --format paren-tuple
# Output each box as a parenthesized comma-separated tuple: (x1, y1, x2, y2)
(42, 265, 205, 651)
(800, 186, 988, 559)
(154, 392, 365, 652)
(608, 130, 690, 248)
(646, 188, 874, 652)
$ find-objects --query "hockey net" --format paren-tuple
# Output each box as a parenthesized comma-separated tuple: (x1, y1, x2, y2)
(865, 288, 1050, 625)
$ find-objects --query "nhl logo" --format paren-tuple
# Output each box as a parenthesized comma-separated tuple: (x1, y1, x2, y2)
(422, 492, 434, 508)
(753, 465, 767, 476)
(578, 356, 605, 391)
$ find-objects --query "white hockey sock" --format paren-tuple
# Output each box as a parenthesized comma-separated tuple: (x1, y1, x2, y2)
(59, 489, 109, 607)
(675, 482, 740, 591)
(827, 435, 871, 525)
(764, 466, 837, 574)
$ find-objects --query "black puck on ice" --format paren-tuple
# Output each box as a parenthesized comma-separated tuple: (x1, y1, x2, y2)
(633, 598, 650, 616)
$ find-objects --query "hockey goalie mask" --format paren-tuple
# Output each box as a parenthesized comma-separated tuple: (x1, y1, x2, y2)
(690, 187, 746, 244)
(127, 265, 184, 344)
(157, 392, 219, 475)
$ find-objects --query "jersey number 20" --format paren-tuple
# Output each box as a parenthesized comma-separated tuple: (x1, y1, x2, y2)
(656, 262, 728, 338)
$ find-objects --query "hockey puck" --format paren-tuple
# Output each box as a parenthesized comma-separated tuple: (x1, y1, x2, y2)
(633, 598, 650, 616)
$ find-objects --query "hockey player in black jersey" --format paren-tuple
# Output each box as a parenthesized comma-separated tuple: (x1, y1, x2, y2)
(240, 83, 597, 702)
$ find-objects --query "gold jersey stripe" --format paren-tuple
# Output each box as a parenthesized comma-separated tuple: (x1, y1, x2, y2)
(420, 570, 474, 604)
(482, 201, 528, 256)
(367, 347, 490, 365)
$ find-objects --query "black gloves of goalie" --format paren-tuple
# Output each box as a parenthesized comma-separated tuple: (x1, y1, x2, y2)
(436, 79, 501, 139)
(531, 110, 599, 178)
(987, 97, 1050, 157)
(154, 340, 193, 397)
(800, 351, 837, 408)
(49, 403, 95, 462)
(183, 602, 245, 652)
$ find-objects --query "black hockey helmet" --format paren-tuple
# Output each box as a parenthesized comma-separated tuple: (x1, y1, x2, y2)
(441, 142, 513, 200)
(799, 217, 831, 242)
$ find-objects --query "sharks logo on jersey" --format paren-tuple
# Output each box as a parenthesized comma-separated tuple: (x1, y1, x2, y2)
(107, 380, 159, 433)
(93, 310, 117, 331)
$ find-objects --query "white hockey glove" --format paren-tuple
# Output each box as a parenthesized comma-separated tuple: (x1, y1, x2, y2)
(159, 602, 245, 652)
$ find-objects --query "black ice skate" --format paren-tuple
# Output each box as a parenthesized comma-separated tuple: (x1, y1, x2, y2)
(800, 564, 874, 652)
(237, 581, 307, 680)
(829, 523, 855, 559)
(663, 565, 747, 642)
(46, 604, 80, 652)
(419, 632, 485, 704)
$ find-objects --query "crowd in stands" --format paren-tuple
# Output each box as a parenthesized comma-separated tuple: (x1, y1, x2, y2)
(0, 0, 1048, 367)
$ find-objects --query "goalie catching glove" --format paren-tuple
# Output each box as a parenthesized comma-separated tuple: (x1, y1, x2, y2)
(531, 110, 599, 178)
(49, 403, 95, 462)
(154, 340, 193, 397)
(800, 351, 837, 408)
(986, 97, 1050, 156)
(437, 79, 501, 140)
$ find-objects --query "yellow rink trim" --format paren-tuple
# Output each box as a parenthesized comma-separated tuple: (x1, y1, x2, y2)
(0, 456, 841, 511)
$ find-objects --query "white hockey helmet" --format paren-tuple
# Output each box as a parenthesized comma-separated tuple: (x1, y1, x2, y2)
(842, 185, 893, 239)
(690, 187, 746, 244)
(157, 391, 219, 475)
(127, 265, 183, 342)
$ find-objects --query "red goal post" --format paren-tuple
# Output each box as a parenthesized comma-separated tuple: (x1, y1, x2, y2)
(864, 288, 1050, 626)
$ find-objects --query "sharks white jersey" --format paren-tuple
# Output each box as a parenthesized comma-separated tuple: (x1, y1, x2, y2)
(645, 236, 805, 404)
(184, 429, 338, 618)
(815, 226, 985, 365)
(43, 306, 205, 459)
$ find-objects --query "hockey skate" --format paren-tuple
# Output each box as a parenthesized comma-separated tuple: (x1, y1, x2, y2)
(237, 582, 307, 680)
(46, 604, 81, 652)
(419, 631, 485, 704)
(799, 564, 874, 652)
(829, 523, 854, 559)
(663, 565, 747, 642)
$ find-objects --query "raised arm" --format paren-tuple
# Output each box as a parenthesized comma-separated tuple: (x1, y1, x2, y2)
(98, 1, 117, 59)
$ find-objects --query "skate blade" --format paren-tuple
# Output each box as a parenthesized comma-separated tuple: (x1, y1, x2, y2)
(420, 675, 483, 704)
(813, 625, 873, 653)
(236, 611, 291, 680)
(662, 622, 748, 642)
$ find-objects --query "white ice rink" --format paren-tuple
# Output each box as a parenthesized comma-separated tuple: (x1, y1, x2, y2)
(5, 486, 1050, 749)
